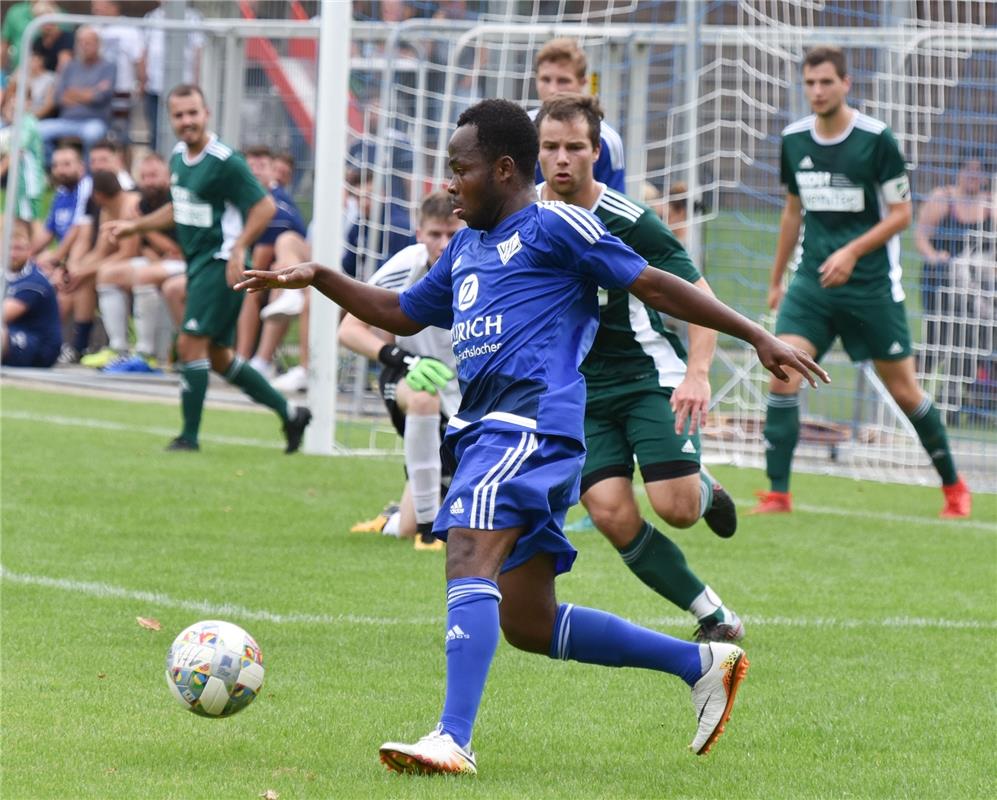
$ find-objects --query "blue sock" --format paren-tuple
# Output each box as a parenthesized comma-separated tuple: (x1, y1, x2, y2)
(549, 603, 704, 686)
(438, 578, 501, 749)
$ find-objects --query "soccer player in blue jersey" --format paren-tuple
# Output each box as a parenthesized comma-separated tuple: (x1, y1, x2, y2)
(237, 99, 828, 776)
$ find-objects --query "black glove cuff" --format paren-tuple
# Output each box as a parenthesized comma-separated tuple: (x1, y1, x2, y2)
(378, 343, 415, 369)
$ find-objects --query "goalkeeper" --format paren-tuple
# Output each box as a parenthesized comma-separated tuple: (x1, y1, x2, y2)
(339, 191, 464, 549)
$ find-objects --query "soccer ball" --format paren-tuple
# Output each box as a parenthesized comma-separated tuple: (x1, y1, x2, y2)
(164, 620, 265, 718)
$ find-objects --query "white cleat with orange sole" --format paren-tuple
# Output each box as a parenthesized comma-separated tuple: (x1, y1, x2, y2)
(689, 642, 750, 755)
(379, 727, 477, 775)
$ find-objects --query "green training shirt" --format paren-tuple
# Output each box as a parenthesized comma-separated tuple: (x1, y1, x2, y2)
(781, 112, 910, 301)
(168, 133, 267, 276)
(538, 185, 702, 392)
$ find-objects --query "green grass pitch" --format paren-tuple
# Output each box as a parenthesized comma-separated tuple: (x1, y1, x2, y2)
(2, 385, 995, 799)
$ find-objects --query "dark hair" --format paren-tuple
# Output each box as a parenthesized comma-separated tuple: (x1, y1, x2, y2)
(535, 93, 602, 150)
(244, 145, 273, 159)
(89, 138, 121, 155)
(91, 170, 121, 197)
(456, 99, 539, 183)
(419, 190, 454, 224)
(53, 139, 84, 158)
(274, 151, 295, 169)
(803, 46, 847, 78)
(167, 83, 206, 104)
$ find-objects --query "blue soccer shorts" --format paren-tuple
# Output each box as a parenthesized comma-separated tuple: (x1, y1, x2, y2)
(435, 427, 584, 576)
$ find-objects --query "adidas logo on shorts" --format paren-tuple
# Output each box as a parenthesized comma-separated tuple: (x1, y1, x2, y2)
(888, 341, 903, 355)
(449, 497, 465, 515)
(682, 439, 697, 454)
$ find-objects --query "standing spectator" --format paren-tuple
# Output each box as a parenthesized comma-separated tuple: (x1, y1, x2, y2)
(24, 51, 57, 118)
(0, 90, 45, 236)
(528, 37, 625, 191)
(90, 0, 143, 145)
(914, 151, 992, 372)
(30, 2, 74, 74)
(104, 83, 311, 454)
(1, 1, 34, 75)
(138, 0, 204, 151)
(37, 26, 115, 163)
(3, 217, 62, 368)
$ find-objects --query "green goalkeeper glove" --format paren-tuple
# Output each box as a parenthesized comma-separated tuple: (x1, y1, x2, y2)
(404, 356, 455, 395)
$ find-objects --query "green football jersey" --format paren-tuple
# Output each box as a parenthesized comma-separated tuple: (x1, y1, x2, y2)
(571, 186, 702, 391)
(168, 134, 267, 275)
(781, 112, 910, 300)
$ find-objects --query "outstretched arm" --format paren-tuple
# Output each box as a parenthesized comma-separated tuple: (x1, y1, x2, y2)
(628, 266, 829, 386)
(236, 263, 424, 336)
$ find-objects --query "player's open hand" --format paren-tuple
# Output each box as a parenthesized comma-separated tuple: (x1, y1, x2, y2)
(236, 263, 317, 293)
(671, 373, 711, 434)
(818, 246, 858, 288)
(753, 332, 829, 387)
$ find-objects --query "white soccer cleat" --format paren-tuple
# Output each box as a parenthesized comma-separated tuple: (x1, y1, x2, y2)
(260, 289, 305, 320)
(379, 727, 477, 775)
(689, 642, 749, 755)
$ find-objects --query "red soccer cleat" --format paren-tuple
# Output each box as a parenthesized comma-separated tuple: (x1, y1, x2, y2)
(749, 490, 792, 514)
(940, 477, 971, 519)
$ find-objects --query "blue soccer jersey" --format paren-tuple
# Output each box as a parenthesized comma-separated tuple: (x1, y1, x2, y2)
(399, 201, 647, 445)
(44, 176, 91, 241)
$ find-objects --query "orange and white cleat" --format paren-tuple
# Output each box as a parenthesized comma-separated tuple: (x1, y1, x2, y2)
(689, 643, 750, 756)
(940, 476, 971, 519)
(749, 490, 792, 514)
(380, 727, 477, 775)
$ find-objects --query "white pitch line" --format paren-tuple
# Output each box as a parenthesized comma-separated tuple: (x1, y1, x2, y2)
(4, 567, 995, 631)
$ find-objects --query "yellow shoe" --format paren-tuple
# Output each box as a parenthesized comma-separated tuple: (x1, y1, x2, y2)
(413, 525, 443, 551)
(80, 347, 122, 368)
(349, 503, 399, 533)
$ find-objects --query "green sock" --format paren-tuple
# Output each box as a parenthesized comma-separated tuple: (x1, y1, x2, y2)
(179, 359, 210, 443)
(698, 469, 715, 517)
(764, 393, 800, 493)
(908, 396, 958, 485)
(617, 520, 705, 610)
(225, 356, 289, 422)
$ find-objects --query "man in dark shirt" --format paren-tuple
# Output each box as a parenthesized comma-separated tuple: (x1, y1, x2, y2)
(3, 217, 61, 367)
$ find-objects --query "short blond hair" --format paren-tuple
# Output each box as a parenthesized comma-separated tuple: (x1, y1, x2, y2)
(535, 38, 587, 80)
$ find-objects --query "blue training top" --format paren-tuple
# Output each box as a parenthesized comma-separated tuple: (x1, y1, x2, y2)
(255, 185, 307, 246)
(400, 201, 647, 444)
(5, 261, 62, 351)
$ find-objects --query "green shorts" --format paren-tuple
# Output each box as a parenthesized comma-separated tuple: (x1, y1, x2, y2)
(181, 259, 243, 347)
(776, 278, 912, 362)
(581, 382, 701, 494)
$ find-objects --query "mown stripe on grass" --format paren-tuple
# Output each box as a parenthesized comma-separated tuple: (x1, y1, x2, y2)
(4, 566, 996, 631)
(5, 409, 994, 530)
